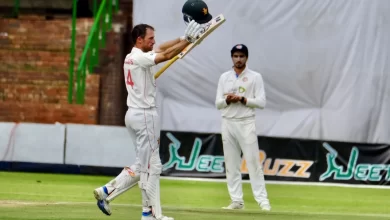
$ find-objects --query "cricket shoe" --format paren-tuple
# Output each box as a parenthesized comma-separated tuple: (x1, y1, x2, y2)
(141, 212, 174, 220)
(259, 203, 271, 211)
(222, 201, 244, 210)
(93, 186, 112, 216)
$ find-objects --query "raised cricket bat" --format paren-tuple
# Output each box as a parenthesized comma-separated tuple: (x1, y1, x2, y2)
(154, 14, 226, 79)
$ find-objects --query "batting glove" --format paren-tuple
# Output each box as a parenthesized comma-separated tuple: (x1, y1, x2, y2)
(184, 20, 202, 43)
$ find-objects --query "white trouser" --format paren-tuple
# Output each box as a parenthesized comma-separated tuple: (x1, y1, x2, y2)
(125, 107, 163, 216)
(221, 117, 270, 206)
(125, 107, 161, 173)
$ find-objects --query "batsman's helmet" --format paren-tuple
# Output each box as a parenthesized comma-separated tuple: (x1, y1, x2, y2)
(182, 0, 213, 25)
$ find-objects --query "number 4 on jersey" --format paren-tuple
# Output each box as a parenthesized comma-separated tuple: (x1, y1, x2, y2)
(127, 70, 134, 88)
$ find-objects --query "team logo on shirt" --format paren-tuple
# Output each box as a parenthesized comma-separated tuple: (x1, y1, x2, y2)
(124, 58, 133, 65)
(238, 86, 246, 93)
(243, 77, 248, 82)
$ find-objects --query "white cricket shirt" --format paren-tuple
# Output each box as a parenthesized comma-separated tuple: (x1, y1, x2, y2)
(123, 47, 157, 108)
(215, 66, 266, 119)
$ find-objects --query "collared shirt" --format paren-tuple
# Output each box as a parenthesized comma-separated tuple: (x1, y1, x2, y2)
(123, 47, 157, 108)
(215, 66, 266, 119)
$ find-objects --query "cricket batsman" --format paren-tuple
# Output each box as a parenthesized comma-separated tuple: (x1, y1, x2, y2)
(92, 1, 212, 220)
(215, 44, 271, 211)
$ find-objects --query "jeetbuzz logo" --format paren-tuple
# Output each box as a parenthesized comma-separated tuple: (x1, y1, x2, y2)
(241, 150, 313, 178)
(163, 133, 224, 173)
(320, 142, 390, 182)
(319, 143, 358, 181)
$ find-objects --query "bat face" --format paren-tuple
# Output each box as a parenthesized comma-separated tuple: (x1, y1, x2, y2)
(199, 23, 211, 34)
(199, 14, 224, 35)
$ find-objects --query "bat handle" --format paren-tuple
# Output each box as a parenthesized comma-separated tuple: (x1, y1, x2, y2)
(154, 56, 179, 79)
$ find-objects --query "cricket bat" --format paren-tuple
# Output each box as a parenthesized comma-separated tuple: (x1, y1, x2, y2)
(154, 14, 226, 79)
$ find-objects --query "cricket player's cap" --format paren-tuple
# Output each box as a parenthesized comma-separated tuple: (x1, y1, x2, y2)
(231, 44, 248, 57)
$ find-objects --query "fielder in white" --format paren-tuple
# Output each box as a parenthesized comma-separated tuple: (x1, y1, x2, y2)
(215, 44, 271, 211)
(93, 21, 203, 220)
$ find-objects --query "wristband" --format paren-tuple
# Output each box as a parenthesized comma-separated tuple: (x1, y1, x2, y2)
(180, 36, 185, 41)
(240, 96, 245, 104)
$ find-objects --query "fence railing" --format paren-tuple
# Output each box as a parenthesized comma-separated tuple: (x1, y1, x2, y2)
(12, 0, 19, 17)
(69, 0, 119, 104)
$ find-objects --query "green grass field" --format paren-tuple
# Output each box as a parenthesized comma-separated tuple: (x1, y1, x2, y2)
(0, 171, 389, 220)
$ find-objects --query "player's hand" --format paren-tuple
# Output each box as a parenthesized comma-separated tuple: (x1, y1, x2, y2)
(230, 95, 241, 103)
(225, 93, 241, 104)
(184, 20, 202, 43)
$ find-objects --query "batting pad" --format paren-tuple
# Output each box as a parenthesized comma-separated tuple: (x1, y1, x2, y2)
(106, 166, 140, 202)
(146, 174, 163, 219)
